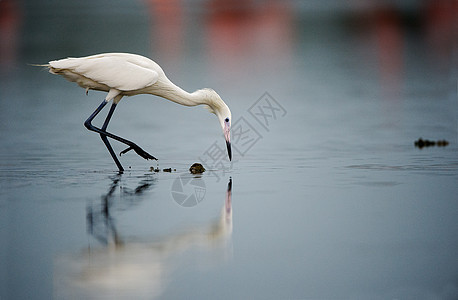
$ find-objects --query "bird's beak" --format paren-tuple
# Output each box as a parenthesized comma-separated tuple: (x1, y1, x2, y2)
(224, 123, 231, 161)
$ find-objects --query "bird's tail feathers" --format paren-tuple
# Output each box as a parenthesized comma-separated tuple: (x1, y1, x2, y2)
(29, 63, 51, 71)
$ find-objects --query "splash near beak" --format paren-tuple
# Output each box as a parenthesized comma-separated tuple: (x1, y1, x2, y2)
(224, 123, 231, 161)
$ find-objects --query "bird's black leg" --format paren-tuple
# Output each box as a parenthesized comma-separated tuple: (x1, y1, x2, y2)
(100, 102, 124, 172)
(85, 99, 108, 127)
(84, 99, 157, 171)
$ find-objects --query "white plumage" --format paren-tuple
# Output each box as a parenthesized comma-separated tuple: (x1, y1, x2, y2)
(50, 53, 161, 97)
(45, 52, 232, 171)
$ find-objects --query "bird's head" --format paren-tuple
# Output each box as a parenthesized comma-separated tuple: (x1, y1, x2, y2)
(198, 89, 232, 161)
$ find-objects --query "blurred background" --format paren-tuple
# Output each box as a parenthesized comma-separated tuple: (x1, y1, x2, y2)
(1, 0, 457, 299)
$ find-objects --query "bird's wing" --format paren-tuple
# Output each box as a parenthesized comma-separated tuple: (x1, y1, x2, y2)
(49, 54, 160, 91)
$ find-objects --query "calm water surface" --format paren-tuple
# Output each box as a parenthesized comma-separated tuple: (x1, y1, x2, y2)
(1, 1, 457, 299)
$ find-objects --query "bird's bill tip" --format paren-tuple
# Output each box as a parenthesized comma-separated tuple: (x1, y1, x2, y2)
(224, 123, 231, 161)
(226, 140, 232, 161)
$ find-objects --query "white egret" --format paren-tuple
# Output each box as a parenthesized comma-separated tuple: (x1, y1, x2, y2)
(43, 53, 232, 172)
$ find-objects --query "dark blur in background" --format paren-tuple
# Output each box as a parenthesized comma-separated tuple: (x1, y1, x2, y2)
(1, 0, 456, 75)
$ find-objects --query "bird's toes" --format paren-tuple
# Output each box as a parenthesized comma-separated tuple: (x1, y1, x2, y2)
(119, 146, 133, 156)
(133, 146, 157, 160)
(120, 144, 157, 160)
(138, 149, 157, 160)
(145, 153, 158, 160)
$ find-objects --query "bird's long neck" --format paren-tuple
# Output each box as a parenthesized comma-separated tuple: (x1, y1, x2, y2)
(152, 78, 204, 107)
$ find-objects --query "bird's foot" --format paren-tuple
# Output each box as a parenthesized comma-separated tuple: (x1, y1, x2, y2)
(120, 144, 157, 160)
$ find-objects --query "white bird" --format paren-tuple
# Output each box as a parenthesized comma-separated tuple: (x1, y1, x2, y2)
(44, 53, 232, 172)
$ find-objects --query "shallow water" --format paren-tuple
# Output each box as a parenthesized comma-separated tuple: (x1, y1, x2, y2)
(1, 1, 458, 299)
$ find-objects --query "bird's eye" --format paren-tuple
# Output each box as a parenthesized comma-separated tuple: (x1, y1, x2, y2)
(225, 118, 229, 123)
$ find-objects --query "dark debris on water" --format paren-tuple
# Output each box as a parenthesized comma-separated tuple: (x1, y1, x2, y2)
(150, 167, 176, 172)
(189, 163, 205, 174)
(148, 163, 205, 173)
(414, 138, 449, 149)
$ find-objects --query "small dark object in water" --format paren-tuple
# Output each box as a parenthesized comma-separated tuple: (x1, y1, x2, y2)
(150, 166, 160, 172)
(415, 138, 435, 148)
(189, 163, 205, 174)
(436, 140, 449, 147)
(414, 138, 449, 149)
(150, 166, 174, 172)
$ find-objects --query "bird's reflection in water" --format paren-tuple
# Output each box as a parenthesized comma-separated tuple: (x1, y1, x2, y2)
(54, 176, 233, 299)
(86, 173, 156, 247)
